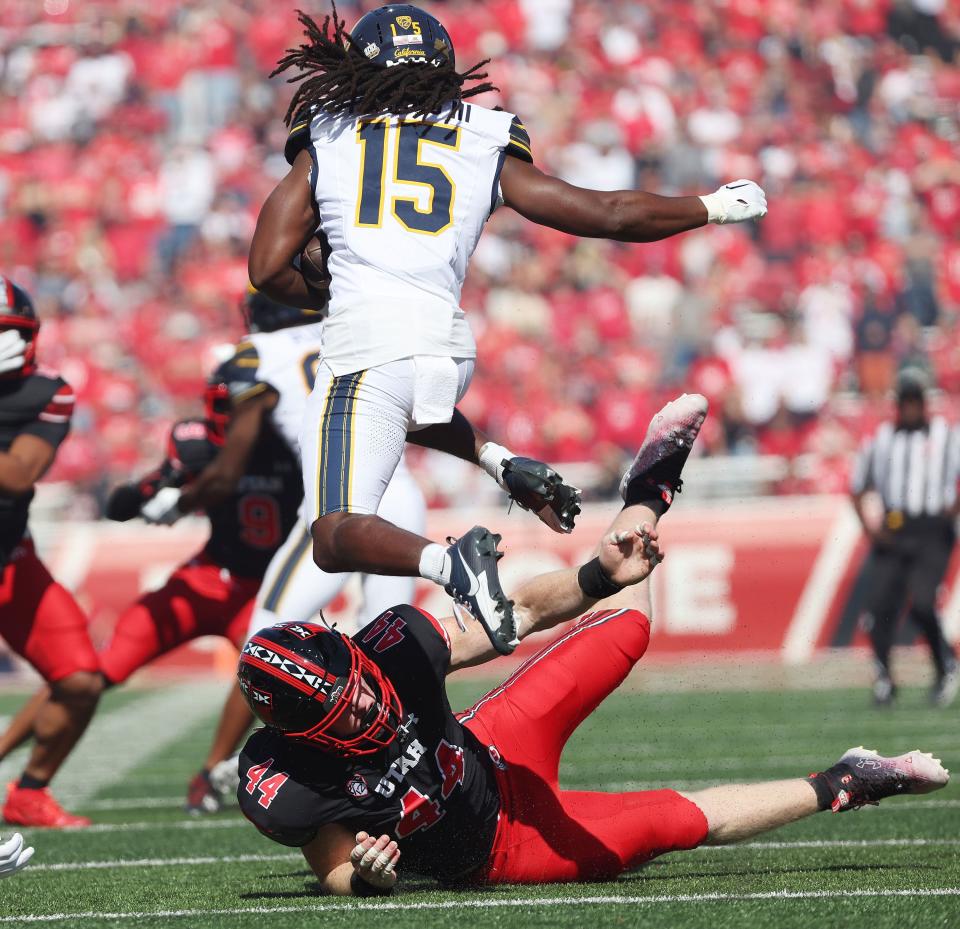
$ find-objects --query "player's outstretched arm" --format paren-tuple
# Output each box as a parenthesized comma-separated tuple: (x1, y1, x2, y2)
(302, 824, 399, 896)
(178, 391, 278, 514)
(0, 434, 56, 497)
(248, 150, 327, 310)
(499, 157, 766, 242)
(445, 514, 662, 671)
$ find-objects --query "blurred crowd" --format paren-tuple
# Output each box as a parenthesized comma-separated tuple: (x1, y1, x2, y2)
(1, 0, 960, 511)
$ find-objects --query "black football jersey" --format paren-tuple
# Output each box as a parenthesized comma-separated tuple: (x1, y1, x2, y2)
(106, 418, 303, 579)
(203, 420, 302, 578)
(0, 371, 74, 564)
(238, 604, 501, 884)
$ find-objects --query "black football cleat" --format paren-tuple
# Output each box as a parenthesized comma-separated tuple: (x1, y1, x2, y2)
(620, 393, 709, 512)
(824, 746, 949, 812)
(445, 526, 516, 655)
(502, 456, 581, 533)
(185, 770, 222, 815)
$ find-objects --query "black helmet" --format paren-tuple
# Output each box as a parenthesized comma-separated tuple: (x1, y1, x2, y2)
(238, 622, 403, 758)
(350, 4, 455, 70)
(0, 276, 40, 377)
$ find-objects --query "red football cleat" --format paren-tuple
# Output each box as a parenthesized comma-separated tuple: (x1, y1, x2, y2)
(2, 782, 91, 828)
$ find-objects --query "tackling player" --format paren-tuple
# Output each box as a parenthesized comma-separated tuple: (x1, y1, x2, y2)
(0, 277, 103, 829)
(236, 395, 948, 894)
(248, 3, 735, 655)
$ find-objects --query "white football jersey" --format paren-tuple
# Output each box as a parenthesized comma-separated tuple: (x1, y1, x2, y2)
(285, 101, 534, 376)
(225, 322, 326, 457)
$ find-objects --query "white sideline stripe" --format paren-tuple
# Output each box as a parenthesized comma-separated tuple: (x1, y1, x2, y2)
(782, 505, 862, 665)
(18, 818, 247, 836)
(4, 888, 960, 922)
(19, 830, 960, 853)
(27, 852, 301, 873)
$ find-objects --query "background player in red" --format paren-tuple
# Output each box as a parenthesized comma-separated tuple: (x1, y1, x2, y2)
(235, 394, 948, 894)
(0, 360, 304, 820)
(0, 276, 103, 829)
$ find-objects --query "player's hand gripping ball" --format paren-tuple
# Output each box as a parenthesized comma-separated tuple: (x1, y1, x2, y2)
(299, 233, 332, 293)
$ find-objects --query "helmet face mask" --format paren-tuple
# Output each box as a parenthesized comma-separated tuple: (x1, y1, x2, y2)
(0, 277, 40, 379)
(349, 4, 455, 71)
(203, 367, 231, 445)
(238, 623, 403, 758)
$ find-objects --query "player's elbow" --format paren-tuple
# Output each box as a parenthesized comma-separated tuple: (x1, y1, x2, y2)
(247, 255, 282, 296)
(0, 469, 35, 497)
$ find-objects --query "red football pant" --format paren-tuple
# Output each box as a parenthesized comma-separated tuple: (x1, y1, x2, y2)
(99, 553, 259, 685)
(0, 540, 99, 683)
(461, 608, 709, 884)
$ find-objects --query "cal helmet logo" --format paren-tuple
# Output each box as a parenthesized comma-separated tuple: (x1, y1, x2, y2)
(345, 774, 368, 799)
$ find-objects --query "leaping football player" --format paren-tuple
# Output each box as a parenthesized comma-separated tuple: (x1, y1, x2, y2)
(248, 3, 763, 656)
(235, 395, 948, 895)
(0, 277, 103, 829)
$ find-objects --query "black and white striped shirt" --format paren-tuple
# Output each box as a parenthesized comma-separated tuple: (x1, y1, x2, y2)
(850, 416, 960, 516)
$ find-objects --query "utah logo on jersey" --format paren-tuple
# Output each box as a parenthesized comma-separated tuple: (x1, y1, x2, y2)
(345, 774, 369, 799)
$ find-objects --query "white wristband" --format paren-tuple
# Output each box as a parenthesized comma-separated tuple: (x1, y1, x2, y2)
(699, 192, 722, 224)
(478, 442, 513, 487)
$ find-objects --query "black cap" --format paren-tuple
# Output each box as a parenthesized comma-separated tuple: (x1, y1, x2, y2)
(895, 368, 929, 402)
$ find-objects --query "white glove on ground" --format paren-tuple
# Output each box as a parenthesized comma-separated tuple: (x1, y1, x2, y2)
(699, 179, 767, 224)
(140, 486, 184, 525)
(0, 330, 27, 375)
(0, 833, 34, 878)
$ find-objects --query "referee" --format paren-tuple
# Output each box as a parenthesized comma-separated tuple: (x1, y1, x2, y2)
(850, 370, 959, 708)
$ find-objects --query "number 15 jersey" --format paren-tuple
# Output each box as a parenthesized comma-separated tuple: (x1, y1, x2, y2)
(285, 102, 533, 376)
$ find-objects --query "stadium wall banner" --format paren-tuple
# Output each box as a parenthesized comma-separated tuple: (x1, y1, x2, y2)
(3, 496, 957, 678)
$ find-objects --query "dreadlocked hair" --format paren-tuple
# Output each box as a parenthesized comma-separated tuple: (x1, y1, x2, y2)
(274, 5, 497, 124)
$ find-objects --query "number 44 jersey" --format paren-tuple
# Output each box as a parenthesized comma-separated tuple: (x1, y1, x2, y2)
(285, 103, 534, 377)
(237, 604, 501, 884)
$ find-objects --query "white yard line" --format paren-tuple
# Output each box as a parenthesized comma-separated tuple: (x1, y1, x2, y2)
(0, 683, 224, 804)
(27, 852, 301, 873)
(4, 888, 959, 922)
(18, 835, 960, 868)
(17, 818, 247, 836)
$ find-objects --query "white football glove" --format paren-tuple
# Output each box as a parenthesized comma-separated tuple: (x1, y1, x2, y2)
(140, 486, 184, 525)
(0, 329, 27, 375)
(699, 179, 767, 224)
(0, 833, 34, 878)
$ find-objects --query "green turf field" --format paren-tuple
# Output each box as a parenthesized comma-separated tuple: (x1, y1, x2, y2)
(0, 678, 956, 928)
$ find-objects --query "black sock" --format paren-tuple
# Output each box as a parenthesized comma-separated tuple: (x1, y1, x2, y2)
(18, 773, 48, 791)
(622, 477, 672, 517)
(807, 764, 854, 812)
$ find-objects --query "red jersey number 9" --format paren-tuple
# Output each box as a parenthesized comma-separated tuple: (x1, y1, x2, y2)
(238, 494, 282, 550)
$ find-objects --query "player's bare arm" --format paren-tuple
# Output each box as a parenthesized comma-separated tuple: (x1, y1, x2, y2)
(179, 390, 278, 513)
(0, 434, 56, 496)
(248, 149, 326, 310)
(499, 157, 766, 241)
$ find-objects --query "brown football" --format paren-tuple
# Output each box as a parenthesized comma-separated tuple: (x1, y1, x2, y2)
(300, 232, 332, 292)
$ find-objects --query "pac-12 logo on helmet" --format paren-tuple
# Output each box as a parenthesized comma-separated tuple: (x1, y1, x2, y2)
(350, 4, 454, 70)
(0, 276, 40, 379)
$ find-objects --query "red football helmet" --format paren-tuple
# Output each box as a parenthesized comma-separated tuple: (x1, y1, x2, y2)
(0, 276, 40, 378)
(203, 362, 232, 446)
(238, 622, 403, 758)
